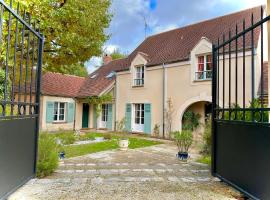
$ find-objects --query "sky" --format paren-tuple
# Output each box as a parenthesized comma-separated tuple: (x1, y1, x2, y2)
(85, 0, 266, 73)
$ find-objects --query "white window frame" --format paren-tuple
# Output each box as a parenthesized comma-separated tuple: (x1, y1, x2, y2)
(133, 65, 144, 86)
(53, 102, 66, 122)
(101, 104, 109, 122)
(195, 55, 212, 80)
(134, 104, 144, 125)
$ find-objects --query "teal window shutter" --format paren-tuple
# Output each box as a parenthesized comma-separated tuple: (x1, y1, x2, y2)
(67, 103, 75, 123)
(125, 103, 132, 132)
(46, 101, 54, 123)
(93, 105, 97, 128)
(144, 103, 151, 134)
(106, 104, 113, 130)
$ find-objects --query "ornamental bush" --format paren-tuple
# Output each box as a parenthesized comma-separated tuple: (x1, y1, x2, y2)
(37, 134, 59, 178)
(173, 130, 193, 153)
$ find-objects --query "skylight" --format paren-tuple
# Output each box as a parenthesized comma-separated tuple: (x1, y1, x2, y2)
(106, 71, 115, 79)
(91, 74, 98, 79)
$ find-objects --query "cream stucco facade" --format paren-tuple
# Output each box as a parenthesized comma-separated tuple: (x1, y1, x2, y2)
(115, 38, 266, 137)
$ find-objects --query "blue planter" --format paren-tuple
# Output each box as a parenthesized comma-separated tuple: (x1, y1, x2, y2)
(59, 152, 65, 159)
(176, 152, 189, 161)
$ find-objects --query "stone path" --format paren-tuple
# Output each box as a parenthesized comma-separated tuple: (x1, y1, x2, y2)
(9, 144, 239, 200)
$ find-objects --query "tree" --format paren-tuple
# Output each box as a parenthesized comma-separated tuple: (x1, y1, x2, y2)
(15, 0, 112, 74)
(110, 49, 126, 60)
(56, 64, 88, 77)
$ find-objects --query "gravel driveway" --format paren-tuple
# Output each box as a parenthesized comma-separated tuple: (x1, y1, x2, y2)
(9, 143, 239, 200)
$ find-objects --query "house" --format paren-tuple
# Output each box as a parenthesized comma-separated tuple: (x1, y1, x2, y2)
(39, 72, 85, 131)
(39, 6, 268, 136)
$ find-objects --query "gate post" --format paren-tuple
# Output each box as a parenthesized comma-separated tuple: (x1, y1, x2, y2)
(211, 44, 217, 175)
(34, 35, 45, 174)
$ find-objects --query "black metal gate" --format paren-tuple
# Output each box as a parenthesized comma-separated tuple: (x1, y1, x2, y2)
(212, 7, 270, 200)
(0, 0, 43, 199)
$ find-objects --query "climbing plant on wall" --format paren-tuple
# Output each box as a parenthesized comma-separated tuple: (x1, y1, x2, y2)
(182, 111, 201, 131)
(86, 94, 112, 117)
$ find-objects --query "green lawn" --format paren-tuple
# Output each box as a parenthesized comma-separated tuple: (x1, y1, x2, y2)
(63, 137, 161, 158)
(44, 131, 162, 158)
(197, 155, 211, 165)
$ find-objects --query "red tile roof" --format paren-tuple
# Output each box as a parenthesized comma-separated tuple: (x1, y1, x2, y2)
(77, 58, 128, 97)
(41, 72, 85, 98)
(78, 6, 263, 97)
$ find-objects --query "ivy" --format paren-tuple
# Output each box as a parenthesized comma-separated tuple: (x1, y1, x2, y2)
(86, 94, 112, 117)
(182, 111, 201, 131)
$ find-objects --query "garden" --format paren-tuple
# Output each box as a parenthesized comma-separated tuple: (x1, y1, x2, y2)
(37, 131, 162, 178)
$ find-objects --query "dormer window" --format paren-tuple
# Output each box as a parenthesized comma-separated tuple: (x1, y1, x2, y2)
(195, 55, 212, 80)
(106, 71, 115, 79)
(91, 73, 98, 79)
(134, 65, 144, 86)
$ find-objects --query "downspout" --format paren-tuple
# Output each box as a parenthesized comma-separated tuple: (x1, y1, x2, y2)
(162, 63, 166, 138)
(73, 98, 77, 131)
(114, 78, 117, 131)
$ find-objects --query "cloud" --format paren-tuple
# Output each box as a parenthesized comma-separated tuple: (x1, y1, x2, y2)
(85, 0, 265, 73)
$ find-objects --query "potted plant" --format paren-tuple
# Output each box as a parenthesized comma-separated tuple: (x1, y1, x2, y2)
(173, 130, 193, 161)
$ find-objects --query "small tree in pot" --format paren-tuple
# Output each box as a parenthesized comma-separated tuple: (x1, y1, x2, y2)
(173, 130, 193, 161)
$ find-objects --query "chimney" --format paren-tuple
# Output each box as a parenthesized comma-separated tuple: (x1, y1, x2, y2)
(103, 54, 112, 65)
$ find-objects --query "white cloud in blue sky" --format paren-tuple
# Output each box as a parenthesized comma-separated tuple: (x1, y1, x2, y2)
(86, 0, 265, 73)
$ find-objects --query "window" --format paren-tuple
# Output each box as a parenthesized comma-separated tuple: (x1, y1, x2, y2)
(54, 102, 66, 122)
(106, 71, 115, 79)
(102, 104, 108, 122)
(195, 55, 212, 80)
(91, 73, 98, 79)
(134, 65, 144, 86)
(134, 104, 144, 124)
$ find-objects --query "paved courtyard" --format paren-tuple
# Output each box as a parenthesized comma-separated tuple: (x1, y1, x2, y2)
(10, 143, 239, 200)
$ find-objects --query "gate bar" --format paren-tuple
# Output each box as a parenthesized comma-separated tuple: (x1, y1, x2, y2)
(0, 0, 42, 39)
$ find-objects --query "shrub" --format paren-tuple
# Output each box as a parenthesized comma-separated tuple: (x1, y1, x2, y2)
(182, 111, 201, 131)
(173, 130, 193, 153)
(224, 99, 269, 122)
(55, 132, 76, 145)
(115, 117, 126, 132)
(202, 116, 211, 155)
(37, 134, 59, 178)
(153, 124, 160, 137)
(104, 133, 112, 140)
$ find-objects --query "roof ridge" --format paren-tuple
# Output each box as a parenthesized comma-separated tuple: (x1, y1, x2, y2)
(146, 5, 263, 39)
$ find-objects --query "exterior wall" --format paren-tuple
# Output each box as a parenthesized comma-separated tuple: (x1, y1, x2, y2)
(116, 39, 262, 137)
(116, 54, 163, 135)
(41, 95, 75, 132)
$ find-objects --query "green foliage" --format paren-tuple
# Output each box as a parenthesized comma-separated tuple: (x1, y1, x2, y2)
(53, 131, 76, 145)
(153, 124, 160, 137)
(182, 111, 201, 131)
(0, 68, 10, 101)
(115, 117, 126, 132)
(197, 156, 211, 165)
(56, 64, 88, 77)
(173, 130, 193, 153)
(224, 99, 269, 122)
(202, 116, 212, 155)
(87, 94, 112, 117)
(62, 134, 161, 158)
(37, 134, 59, 178)
(110, 49, 126, 60)
(7, 0, 112, 75)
